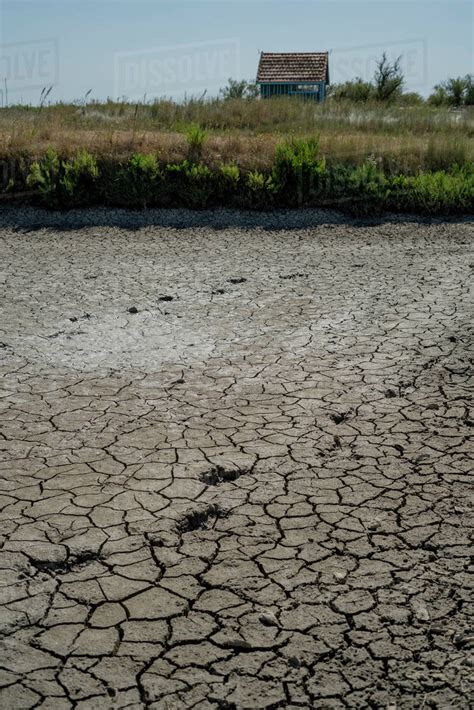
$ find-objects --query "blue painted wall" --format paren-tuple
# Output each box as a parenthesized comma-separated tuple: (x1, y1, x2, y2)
(259, 81, 327, 101)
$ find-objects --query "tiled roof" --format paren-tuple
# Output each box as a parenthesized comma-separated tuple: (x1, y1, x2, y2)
(257, 52, 329, 83)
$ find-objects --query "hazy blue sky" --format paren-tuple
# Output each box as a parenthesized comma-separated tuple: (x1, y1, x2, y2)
(0, 0, 472, 104)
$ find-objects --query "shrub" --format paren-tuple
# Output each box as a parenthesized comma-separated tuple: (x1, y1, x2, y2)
(220, 78, 259, 100)
(244, 170, 278, 209)
(220, 163, 240, 184)
(274, 137, 326, 206)
(398, 92, 424, 106)
(349, 158, 387, 194)
(165, 160, 215, 208)
(384, 167, 474, 214)
(23, 146, 474, 215)
(404, 170, 473, 213)
(185, 124, 207, 162)
(126, 153, 160, 207)
(428, 86, 449, 107)
(102, 153, 161, 208)
(27, 148, 61, 206)
(317, 163, 353, 201)
(0, 155, 29, 194)
(465, 76, 474, 105)
(329, 79, 375, 103)
(216, 163, 241, 204)
(331, 158, 389, 215)
(329, 54, 404, 104)
(27, 148, 99, 208)
(61, 149, 99, 205)
(429, 75, 474, 107)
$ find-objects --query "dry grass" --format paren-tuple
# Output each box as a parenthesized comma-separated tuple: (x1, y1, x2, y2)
(1, 97, 473, 173)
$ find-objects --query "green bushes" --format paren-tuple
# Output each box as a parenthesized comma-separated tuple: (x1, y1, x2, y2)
(329, 53, 404, 104)
(329, 79, 374, 103)
(390, 167, 474, 214)
(215, 163, 241, 205)
(185, 124, 207, 162)
(166, 161, 214, 208)
(219, 78, 259, 100)
(103, 153, 161, 208)
(24, 143, 474, 215)
(344, 160, 389, 214)
(428, 75, 474, 107)
(245, 170, 278, 209)
(274, 137, 326, 206)
(219, 163, 240, 189)
(27, 148, 99, 207)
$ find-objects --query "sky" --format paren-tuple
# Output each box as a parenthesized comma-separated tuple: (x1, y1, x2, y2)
(0, 0, 472, 105)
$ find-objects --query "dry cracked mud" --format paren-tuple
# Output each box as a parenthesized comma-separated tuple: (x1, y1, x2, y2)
(0, 209, 472, 709)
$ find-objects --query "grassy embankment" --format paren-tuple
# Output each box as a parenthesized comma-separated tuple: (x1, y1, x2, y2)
(1, 98, 473, 214)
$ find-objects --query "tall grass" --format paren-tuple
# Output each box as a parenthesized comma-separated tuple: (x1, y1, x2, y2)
(4, 96, 472, 134)
(0, 97, 472, 175)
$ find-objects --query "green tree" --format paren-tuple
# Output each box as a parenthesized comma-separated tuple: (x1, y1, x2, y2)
(220, 78, 259, 100)
(398, 91, 424, 105)
(428, 85, 449, 107)
(429, 75, 473, 107)
(446, 77, 468, 106)
(374, 53, 404, 101)
(329, 53, 404, 103)
(465, 75, 474, 105)
(328, 78, 374, 102)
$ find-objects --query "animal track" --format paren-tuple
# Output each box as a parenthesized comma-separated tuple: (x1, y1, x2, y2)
(330, 411, 350, 424)
(280, 272, 309, 280)
(28, 552, 100, 576)
(199, 466, 246, 486)
(177, 504, 228, 533)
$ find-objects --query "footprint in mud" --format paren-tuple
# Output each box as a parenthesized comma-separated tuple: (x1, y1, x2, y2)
(330, 412, 349, 425)
(280, 273, 308, 280)
(28, 551, 100, 576)
(177, 504, 228, 533)
(69, 313, 91, 322)
(199, 466, 246, 486)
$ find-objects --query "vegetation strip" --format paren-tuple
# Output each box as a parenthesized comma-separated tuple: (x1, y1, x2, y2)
(20, 135, 474, 215)
(2, 59, 472, 214)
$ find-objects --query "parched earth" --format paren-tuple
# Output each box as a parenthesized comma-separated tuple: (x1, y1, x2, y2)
(0, 209, 472, 709)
